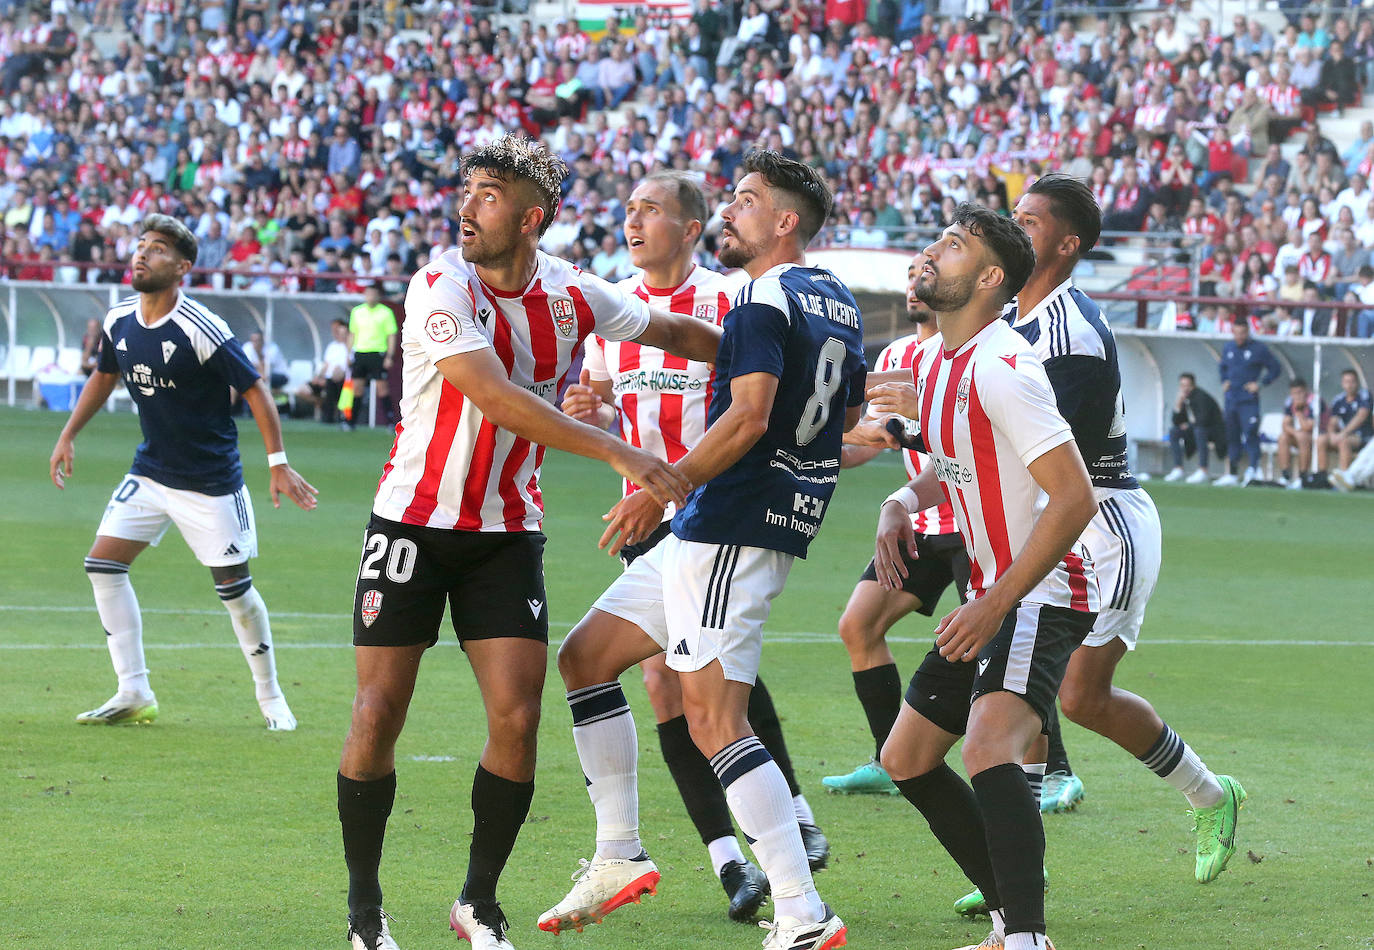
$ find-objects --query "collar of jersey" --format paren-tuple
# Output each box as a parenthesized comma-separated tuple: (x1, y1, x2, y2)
(478, 257, 542, 299)
(135, 290, 183, 330)
(942, 315, 1003, 357)
(640, 263, 697, 296)
(1010, 276, 1074, 328)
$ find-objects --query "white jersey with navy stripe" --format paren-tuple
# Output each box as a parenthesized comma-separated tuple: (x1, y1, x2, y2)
(98, 291, 261, 495)
(1003, 278, 1139, 495)
(1004, 279, 1162, 646)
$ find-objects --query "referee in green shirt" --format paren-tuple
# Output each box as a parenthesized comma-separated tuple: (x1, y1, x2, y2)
(347, 283, 398, 428)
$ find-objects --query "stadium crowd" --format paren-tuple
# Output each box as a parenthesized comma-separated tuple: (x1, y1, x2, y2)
(4, 0, 1374, 340)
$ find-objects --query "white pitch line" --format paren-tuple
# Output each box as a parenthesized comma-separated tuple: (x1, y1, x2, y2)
(4, 605, 1368, 648)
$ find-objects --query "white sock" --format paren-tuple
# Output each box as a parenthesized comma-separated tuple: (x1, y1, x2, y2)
(989, 909, 1006, 937)
(712, 737, 823, 924)
(792, 794, 814, 825)
(1005, 932, 1050, 950)
(86, 559, 151, 698)
(568, 683, 641, 859)
(1139, 723, 1225, 809)
(217, 577, 280, 701)
(707, 835, 748, 876)
(1022, 762, 1046, 804)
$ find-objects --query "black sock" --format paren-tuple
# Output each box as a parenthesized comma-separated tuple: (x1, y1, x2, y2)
(747, 677, 800, 798)
(338, 771, 396, 914)
(971, 763, 1045, 936)
(657, 715, 735, 845)
(853, 664, 902, 759)
(1045, 704, 1072, 775)
(893, 764, 1000, 908)
(461, 765, 534, 904)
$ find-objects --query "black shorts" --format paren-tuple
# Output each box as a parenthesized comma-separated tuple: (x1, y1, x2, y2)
(618, 520, 674, 568)
(905, 602, 1096, 735)
(859, 532, 970, 615)
(352, 514, 548, 647)
(352, 351, 388, 382)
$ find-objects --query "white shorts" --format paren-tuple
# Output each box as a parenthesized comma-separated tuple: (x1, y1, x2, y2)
(97, 474, 258, 567)
(593, 534, 793, 684)
(1081, 488, 1162, 650)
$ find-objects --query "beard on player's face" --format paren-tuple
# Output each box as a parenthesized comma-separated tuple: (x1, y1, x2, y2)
(717, 226, 762, 269)
(130, 264, 181, 293)
(915, 268, 977, 312)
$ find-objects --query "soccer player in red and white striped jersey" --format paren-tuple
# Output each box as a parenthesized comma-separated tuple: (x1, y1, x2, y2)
(869, 204, 1100, 950)
(335, 136, 722, 950)
(561, 171, 827, 922)
(820, 253, 972, 798)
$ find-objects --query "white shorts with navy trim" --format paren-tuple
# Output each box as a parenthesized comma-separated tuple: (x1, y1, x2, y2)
(592, 534, 792, 684)
(1080, 487, 1162, 650)
(97, 474, 258, 567)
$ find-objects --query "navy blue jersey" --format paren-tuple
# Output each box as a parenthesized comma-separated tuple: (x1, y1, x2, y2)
(671, 263, 866, 558)
(1004, 279, 1139, 491)
(1218, 338, 1280, 400)
(98, 293, 260, 495)
(1330, 388, 1373, 437)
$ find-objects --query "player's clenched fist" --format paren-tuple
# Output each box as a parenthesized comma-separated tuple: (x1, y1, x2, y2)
(561, 368, 613, 428)
(866, 380, 921, 421)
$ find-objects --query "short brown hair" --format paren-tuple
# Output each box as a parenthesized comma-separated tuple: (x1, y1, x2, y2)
(142, 213, 198, 264)
(460, 135, 567, 236)
(740, 148, 833, 246)
(643, 171, 707, 228)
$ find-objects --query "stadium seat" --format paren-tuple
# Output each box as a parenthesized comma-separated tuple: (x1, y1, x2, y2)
(287, 359, 314, 392)
(1259, 412, 1285, 480)
(2, 345, 32, 380)
(57, 346, 81, 376)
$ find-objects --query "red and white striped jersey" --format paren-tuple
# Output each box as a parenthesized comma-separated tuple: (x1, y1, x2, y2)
(911, 319, 1098, 612)
(873, 332, 959, 537)
(583, 264, 741, 501)
(373, 248, 650, 531)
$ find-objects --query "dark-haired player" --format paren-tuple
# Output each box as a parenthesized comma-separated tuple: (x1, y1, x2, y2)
(562, 170, 826, 923)
(334, 135, 723, 950)
(821, 251, 970, 797)
(871, 203, 1099, 950)
(49, 213, 317, 731)
(1006, 173, 1243, 879)
(542, 150, 864, 950)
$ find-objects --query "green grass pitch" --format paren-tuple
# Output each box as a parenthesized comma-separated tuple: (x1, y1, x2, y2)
(2, 406, 1372, 949)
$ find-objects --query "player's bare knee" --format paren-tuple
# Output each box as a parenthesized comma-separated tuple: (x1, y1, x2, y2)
(836, 606, 874, 651)
(555, 633, 592, 686)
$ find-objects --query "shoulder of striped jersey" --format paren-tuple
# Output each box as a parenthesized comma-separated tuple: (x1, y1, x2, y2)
(103, 295, 139, 332)
(170, 296, 235, 364)
(734, 270, 791, 321)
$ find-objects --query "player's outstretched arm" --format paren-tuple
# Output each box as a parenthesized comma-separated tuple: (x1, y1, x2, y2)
(634, 305, 723, 363)
(50, 370, 120, 489)
(598, 370, 777, 555)
(560, 368, 616, 429)
(436, 349, 690, 508)
(243, 380, 319, 511)
(933, 441, 1096, 662)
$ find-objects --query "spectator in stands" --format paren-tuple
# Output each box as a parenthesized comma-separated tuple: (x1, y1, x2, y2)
(1347, 265, 1374, 337)
(1216, 319, 1282, 486)
(590, 232, 631, 281)
(1276, 377, 1323, 488)
(295, 318, 350, 423)
(78, 317, 102, 377)
(1298, 230, 1335, 295)
(1313, 37, 1359, 112)
(1166, 372, 1227, 484)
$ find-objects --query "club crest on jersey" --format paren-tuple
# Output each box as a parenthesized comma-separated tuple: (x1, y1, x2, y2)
(551, 298, 576, 337)
(161, 340, 177, 363)
(956, 376, 971, 414)
(360, 589, 383, 627)
(694, 303, 717, 322)
(425, 310, 460, 344)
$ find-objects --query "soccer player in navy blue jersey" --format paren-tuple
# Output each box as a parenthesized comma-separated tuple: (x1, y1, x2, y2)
(541, 150, 864, 950)
(49, 214, 317, 730)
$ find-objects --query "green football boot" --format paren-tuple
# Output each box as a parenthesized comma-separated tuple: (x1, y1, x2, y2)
(1040, 771, 1084, 813)
(954, 868, 1049, 918)
(1192, 775, 1246, 883)
(821, 759, 900, 795)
